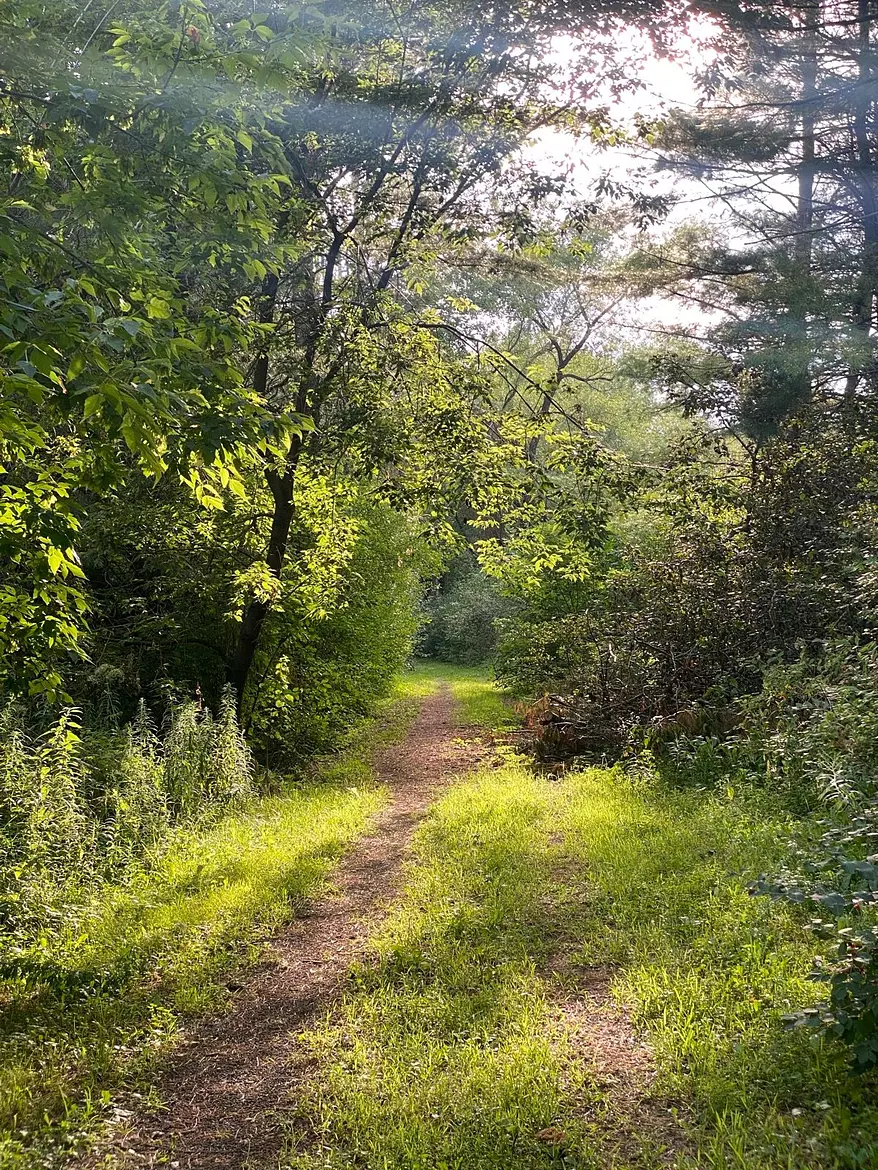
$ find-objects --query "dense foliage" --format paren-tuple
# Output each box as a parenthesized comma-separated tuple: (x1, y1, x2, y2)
(7, 0, 878, 1124)
(419, 553, 512, 664)
(0, 0, 610, 729)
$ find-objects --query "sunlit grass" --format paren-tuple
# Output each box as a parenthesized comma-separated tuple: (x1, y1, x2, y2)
(283, 765, 612, 1170)
(559, 770, 878, 1170)
(283, 756, 878, 1170)
(406, 659, 516, 730)
(0, 788, 384, 1169)
(0, 687, 433, 1170)
(9, 661, 877, 1170)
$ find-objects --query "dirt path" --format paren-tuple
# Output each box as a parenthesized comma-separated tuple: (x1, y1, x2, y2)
(108, 686, 486, 1170)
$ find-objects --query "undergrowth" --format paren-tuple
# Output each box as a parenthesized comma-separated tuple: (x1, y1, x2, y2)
(0, 690, 253, 947)
(0, 675, 433, 1169)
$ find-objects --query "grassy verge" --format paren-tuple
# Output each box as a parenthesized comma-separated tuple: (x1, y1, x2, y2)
(407, 659, 516, 730)
(560, 770, 878, 1170)
(281, 755, 878, 1170)
(0, 680, 434, 1170)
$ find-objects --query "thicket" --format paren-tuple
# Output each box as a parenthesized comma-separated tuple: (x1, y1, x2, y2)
(0, 692, 253, 947)
(0, 0, 661, 749)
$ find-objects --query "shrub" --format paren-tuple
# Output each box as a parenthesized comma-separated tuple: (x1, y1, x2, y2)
(0, 707, 94, 937)
(753, 811, 878, 1072)
(103, 703, 168, 861)
(165, 690, 253, 814)
(733, 641, 878, 805)
(727, 640, 878, 1070)
(0, 691, 254, 945)
(493, 414, 872, 749)
(245, 501, 429, 762)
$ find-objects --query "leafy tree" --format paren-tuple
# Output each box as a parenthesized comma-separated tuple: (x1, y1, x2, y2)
(0, 0, 305, 696)
(644, 0, 878, 426)
(419, 552, 512, 664)
(1, 0, 683, 708)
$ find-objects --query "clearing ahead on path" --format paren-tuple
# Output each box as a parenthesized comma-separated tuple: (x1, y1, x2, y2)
(110, 685, 487, 1170)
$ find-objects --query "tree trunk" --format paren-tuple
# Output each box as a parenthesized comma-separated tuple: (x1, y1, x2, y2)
(846, 0, 878, 400)
(228, 257, 301, 718)
(229, 455, 300, 719)
(795, 3, 818, 271)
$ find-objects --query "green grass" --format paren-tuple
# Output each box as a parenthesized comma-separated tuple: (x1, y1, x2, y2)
(281, 757, 878, 1170)
(559, 770, 878, 1170)
(0, 684, 437, 1170)
(283, 764, 612, 1170)
(407, 659, 516, 730)
(10, 663, 876, 1170)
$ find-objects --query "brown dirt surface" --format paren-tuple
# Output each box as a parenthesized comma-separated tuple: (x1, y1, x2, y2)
(98, 686, 488, 1170)
(548, 961, 697, 1168)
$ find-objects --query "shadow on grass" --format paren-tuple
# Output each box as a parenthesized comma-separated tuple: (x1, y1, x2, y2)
(285, 764, 878, 1170)
(284, 767, 609, 1170)
(0, 779, 384, 1164)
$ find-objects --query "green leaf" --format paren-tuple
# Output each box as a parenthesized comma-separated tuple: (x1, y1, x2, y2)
(145, 298, 171, 320)
(67, 354, 87, 380)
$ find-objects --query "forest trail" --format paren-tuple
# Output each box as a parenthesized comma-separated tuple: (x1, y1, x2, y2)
(108, 685, 487, 1170)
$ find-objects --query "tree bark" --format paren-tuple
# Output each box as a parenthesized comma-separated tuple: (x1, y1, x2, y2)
(795, 3, 818, 271)
(846, 0, 878, 400)
(228, 455, 300, 718)
(228, 253, 305, 719)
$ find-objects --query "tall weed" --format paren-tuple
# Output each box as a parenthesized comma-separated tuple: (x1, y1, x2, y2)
(0, 689, 254, 945)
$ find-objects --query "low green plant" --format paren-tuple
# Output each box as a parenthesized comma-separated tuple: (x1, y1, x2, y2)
(0, 707, 94, 938)
(733, 641, 878, 805)
(695, 640, 878, 1070)
(754, 811, 878, 1072)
